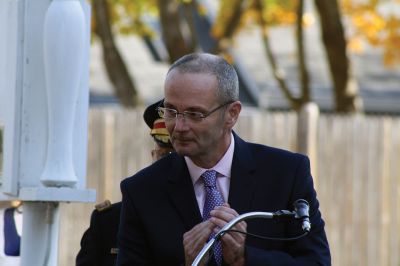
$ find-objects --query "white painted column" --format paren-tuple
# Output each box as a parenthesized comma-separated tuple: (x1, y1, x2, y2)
(2, 0, 94, 264)
(40, 0, 86, 187)
(20, 202, 59, 266)
(20, 1, 89, 265)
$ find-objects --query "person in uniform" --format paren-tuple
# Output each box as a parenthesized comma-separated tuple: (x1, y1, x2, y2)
(76, 100, 174, 266)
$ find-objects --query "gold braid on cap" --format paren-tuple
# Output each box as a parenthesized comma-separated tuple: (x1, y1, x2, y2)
(151, 118, 170, 145)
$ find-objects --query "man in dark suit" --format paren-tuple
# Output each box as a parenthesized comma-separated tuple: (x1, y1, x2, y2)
(117, 53, 331, 265)
(76, 100, 174, 266)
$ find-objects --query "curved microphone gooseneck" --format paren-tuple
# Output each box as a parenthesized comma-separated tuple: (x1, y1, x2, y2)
(191, 199, 311, 266)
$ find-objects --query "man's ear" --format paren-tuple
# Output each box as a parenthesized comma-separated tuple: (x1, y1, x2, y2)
(226, 101, 242, 127)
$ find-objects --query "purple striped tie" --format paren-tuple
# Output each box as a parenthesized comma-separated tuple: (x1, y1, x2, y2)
(202, 170, 224, 265)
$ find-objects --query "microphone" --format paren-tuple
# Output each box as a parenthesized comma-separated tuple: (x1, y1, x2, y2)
(192, 200, 311, 266)
(293, 199, 311, 232)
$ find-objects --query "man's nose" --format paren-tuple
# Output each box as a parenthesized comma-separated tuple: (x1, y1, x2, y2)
(174, 114, 189, 131)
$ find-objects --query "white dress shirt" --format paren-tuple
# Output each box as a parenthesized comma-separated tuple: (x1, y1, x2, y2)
(185, 133, 235, 216)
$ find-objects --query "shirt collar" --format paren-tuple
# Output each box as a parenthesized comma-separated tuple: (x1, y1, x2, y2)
(185, 133, 235, 184)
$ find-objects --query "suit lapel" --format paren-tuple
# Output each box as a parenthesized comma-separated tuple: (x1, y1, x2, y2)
(167, 155, 202, 230)
(228, 133, 258, 214)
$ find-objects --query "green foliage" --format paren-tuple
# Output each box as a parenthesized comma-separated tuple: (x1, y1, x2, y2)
(92, 0, 400, 66)
(342, 0, 400, 66)
(107, 0, 158, 36)
(260, 0, 297, 25)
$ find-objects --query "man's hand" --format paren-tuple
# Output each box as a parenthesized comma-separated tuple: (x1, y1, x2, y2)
(183, 220, 215, 266)
(210, 203, 246, 266)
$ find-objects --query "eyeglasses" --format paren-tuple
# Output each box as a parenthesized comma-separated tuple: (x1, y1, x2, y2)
(157, 101, 234, 123)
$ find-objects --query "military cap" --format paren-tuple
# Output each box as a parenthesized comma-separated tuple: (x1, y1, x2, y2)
(143, 100, 173, 149)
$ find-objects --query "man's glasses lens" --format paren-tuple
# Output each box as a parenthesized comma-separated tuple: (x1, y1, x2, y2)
(158, 107, 203, 122)
(157, 102, 233, 123)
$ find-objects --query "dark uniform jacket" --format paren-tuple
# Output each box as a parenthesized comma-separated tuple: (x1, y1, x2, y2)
(76, 202, 121, 266)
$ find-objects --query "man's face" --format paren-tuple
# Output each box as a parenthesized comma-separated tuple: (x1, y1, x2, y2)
(163, 70, 236, 166)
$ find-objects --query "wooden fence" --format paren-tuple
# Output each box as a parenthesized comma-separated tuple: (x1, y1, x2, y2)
(58, 107, 400, 266)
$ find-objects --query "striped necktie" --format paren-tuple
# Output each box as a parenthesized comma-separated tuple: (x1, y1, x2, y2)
(202, 170, 224, 266)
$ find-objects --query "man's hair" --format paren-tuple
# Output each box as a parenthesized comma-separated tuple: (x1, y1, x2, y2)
(167, 53, 239, 103)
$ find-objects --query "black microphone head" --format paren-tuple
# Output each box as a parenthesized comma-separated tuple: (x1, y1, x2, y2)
(294, 199, 311, 232)
(293, 199, 309, 219)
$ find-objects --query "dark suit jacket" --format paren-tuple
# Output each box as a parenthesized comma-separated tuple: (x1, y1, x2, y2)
(117, 133, 331, 265)
(76, 202, 122, 266)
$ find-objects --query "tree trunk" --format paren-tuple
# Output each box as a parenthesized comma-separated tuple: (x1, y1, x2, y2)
(211, 0, 244, 53)
(254, 0, 301, 110)
(314, 0, 362, 113)
(157, 0, 194, 63)
(92, 0, 138, 108)
(296, 0, 311, 104)
(181, 1, 198, 53)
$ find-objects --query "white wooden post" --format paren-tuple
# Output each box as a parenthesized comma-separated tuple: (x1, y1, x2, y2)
(0, 0, 95, 265)
(40, 0, 85, 187)
(297, 102, 319, 181)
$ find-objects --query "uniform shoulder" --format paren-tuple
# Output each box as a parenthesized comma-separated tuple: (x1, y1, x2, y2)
(94, 199, 112, 212)
(93, 200, 122, 213)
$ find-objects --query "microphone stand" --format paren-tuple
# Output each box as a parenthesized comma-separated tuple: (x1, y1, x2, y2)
(192, 211, 288, 266)
(192, 199, 310, 266)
